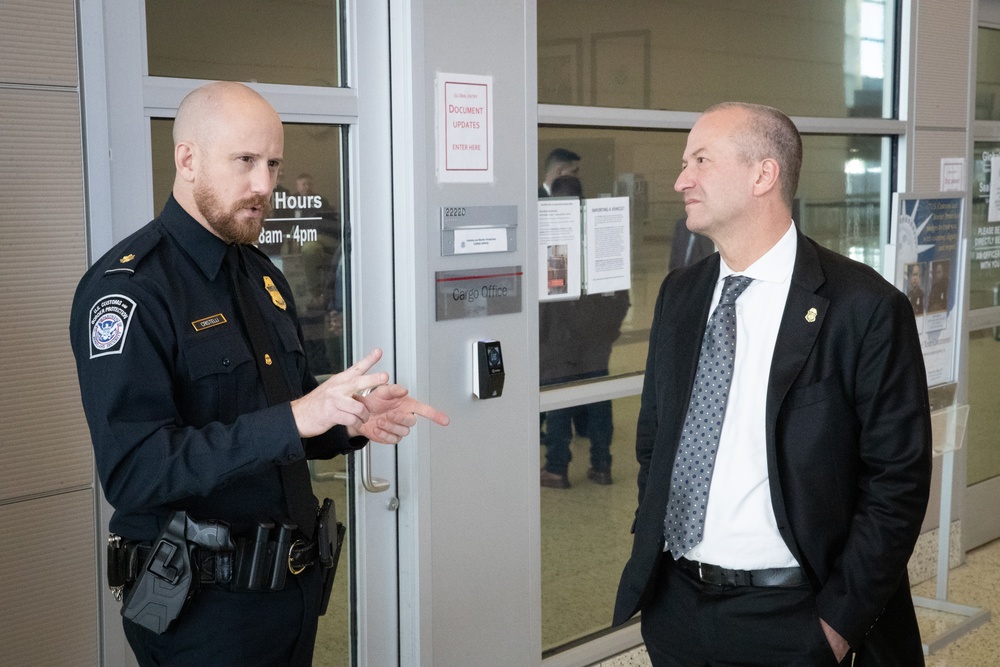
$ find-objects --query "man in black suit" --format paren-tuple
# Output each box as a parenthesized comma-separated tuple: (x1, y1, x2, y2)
(539, 148, 580, 197)
(907, 262, 925, 315)
(613, 102, 931, 665)
(928, 260, 950, 313)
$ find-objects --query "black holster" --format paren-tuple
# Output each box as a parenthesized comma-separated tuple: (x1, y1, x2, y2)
(117, 511, 235, 634)
(317, 498, 346, 616)
(120, 511, 193, 634)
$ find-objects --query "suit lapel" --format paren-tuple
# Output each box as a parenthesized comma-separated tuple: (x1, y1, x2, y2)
(766, 233, 828, 430)
(765, 234, 828, 559)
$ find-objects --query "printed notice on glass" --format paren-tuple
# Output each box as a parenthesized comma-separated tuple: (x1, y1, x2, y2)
(436, 72, 493, 183)
(990, 156, 1000, 222)
(538, 197, 582, 302)
(583, 197, 631, 294)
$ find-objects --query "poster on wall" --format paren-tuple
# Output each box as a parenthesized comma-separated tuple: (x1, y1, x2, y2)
(887, 193, 964, 387)
(435, 72, 493, 183)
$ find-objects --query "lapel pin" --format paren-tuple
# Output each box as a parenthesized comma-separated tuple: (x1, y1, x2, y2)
(805, 307, 817, 323)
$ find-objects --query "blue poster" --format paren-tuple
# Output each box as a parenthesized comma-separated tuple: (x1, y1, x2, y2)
(891, 195, 962, 386)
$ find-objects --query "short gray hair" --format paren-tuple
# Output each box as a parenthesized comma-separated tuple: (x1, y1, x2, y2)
(704, 102, 802, 208)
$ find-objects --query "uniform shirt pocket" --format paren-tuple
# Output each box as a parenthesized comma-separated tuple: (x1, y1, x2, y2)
(181, 330, 255, 424)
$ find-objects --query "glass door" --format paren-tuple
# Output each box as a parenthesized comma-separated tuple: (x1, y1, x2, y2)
(966, 26, 1000, 549)
(86, 2, 398, 664)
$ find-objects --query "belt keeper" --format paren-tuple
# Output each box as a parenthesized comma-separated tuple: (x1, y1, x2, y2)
(288, 539, 307, 575)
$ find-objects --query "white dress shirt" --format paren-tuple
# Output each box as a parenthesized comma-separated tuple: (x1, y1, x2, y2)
(683, 222, 799, 570)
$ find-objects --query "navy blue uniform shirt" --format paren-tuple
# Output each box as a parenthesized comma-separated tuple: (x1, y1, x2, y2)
(70, 195, 364, 541)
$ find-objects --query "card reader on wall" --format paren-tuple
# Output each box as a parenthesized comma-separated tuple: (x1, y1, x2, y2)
(472, 340, 505, 399)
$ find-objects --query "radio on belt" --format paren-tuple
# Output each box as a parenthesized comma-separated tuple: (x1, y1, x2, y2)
(472, 340, 505, 399)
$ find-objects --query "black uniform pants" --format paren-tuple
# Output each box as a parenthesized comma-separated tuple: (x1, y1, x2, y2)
(123, 565, 324, 666)
(640, 559, 841, 667)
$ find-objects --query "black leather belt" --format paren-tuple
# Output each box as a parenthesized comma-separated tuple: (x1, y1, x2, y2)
(675, 557, 805, 588)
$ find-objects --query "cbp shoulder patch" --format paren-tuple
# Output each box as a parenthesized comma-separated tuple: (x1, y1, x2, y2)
(89, 294, 137, 359)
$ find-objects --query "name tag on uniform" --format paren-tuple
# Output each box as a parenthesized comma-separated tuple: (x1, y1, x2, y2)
(191, 313, 228, 332)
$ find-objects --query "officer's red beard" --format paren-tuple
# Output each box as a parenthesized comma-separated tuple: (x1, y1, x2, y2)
(194, 182, 273, 245)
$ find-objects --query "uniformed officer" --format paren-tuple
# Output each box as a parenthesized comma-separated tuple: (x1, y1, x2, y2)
(70, 81, 449, 665)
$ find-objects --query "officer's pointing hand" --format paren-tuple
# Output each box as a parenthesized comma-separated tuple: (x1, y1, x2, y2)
(292, 348, 391, 438)
(350, 383, 450, 444)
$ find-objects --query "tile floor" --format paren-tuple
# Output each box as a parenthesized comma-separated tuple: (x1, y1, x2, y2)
(916, 537, 1000, 667)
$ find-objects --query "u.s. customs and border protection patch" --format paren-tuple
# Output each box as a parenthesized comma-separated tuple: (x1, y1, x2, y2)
(89, 294, 137, 358)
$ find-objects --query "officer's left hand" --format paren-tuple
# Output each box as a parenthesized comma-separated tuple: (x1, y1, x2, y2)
(349, 384, 450, 444)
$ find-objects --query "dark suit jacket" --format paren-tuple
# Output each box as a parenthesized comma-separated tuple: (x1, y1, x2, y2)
(614, 231, 931, 665)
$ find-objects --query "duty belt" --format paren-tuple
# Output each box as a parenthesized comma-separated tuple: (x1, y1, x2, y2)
(108, 519, 320, 600)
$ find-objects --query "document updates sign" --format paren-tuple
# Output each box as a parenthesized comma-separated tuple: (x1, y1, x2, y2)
(436, 72, 494, 183)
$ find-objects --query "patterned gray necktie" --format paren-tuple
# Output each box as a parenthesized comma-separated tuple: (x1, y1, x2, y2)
(664, 274, 753, 560)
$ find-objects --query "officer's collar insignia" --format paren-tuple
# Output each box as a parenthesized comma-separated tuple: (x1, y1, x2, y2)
(119, 254, 136, 263)
(191, 313, 228, 332)
(263, 276, 287, 311)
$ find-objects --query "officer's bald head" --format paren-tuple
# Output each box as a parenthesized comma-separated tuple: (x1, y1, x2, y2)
(174, 81, 281, 151)
(171, 81, 284, 243)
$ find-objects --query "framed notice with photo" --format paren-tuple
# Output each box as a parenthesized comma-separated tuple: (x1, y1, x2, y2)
(590, 30, 650, 108)
(886, 192, 964, 387)
(538, 38, 583, 105)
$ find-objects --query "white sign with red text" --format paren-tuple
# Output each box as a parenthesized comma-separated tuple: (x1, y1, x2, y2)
(436, 72, 493, 183)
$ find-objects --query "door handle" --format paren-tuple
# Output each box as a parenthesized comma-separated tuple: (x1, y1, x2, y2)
(360, 443, 390, 493)
(356, 386, 390, 493)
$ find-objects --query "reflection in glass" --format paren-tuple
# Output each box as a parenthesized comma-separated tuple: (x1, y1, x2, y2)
(977, 28, 1000, 121)
(970, 142, 1000, 310)
(966, 331, 1000, 486)
(537, 127, 890, 388)
(540, 395, 641, 655)
(538, 0, 893, 118)
(145, 1, 343, 87)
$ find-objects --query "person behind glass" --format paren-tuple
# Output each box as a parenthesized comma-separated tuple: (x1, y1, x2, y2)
(538, 153, 580, 440)
(613, 102, 931, 665)
(292, 172, 333, 215)
(907, 262, 925, 315)
(539, 148, 581, 197)
(69, 81, 449, 666)
(539, 175, 631, 489)
(928, 259, 950, 312)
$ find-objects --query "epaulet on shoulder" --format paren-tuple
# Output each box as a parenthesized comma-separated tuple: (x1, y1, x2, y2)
(103, 228, 163, 276)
